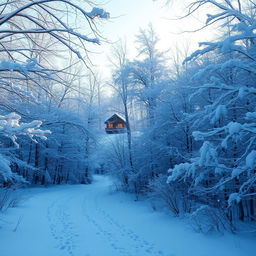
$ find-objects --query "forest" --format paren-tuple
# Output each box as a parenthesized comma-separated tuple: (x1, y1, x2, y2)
(0, 0, 256, 244)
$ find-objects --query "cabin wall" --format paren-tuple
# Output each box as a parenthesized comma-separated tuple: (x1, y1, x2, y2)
(105, 116, 127, 134)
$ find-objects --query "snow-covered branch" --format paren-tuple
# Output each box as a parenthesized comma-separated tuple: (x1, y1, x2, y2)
(0, 112, 51, 147)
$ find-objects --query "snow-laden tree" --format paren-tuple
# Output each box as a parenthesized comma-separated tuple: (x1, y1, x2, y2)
(10, 65, 105, 185)
(167, 0, 256, 223)
(0, 112, 50, 184)
(111, 41, 134, 172)
(0, 1, 109, 186)
(128, 24, 169, 126)
(108, 26, 172, 194)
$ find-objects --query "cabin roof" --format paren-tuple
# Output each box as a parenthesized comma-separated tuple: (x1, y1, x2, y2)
(104, 113, 126, 124)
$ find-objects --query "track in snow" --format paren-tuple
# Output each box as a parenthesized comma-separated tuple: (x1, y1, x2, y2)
(0, 175, 255, 256)
(81, 186, 173, 256)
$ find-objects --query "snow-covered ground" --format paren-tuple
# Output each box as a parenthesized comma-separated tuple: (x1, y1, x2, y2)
(0, 175, 255, 256)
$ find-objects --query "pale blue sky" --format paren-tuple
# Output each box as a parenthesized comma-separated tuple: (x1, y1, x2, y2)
(91, 0, 217, 77)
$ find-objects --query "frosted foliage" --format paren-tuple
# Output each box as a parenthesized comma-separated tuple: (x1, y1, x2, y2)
(167, 163, 193, 182)
(211, 105, 227, 124)
(231, 168, 243, 178)
(0, 112, 50, 181)
(198, 141, 217, 167)
(246, 150, 256, 170)
(226, 122, 242, 136)
(0, 154, 12, 181)
(168, 142, 218, 184)
(0, 112, 20, 127)
(246, 112, 256, 120)
(86, 7, 110, 19)
(0, 59, 39, 74)
(192, 131, 204, 141)
(0, 112, 51, 146)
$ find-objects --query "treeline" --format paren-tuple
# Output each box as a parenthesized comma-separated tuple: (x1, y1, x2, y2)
(101, 0, 256, 232)
(0, 0, 109, 188)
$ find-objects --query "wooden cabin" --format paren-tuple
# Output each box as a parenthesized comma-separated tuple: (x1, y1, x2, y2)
(105, 114, 127, 134)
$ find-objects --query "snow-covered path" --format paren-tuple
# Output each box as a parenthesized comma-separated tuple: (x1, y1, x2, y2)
(0, 175, 255, 256)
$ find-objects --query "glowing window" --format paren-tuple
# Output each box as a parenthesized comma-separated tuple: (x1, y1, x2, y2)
(117, 123, 123, 128)
(108, 124, 113, 128)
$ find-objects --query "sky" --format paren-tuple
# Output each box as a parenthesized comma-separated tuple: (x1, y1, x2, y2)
(89, 0, 219, 79)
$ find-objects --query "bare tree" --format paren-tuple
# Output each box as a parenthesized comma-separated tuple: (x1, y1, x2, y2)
(0, 0, 109, 100)
(111, 41, 134, 169)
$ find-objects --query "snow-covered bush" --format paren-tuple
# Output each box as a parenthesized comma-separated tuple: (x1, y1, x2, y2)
(149, 175, 193, 215)
(189, 205, 235, 234)
(97, 134, 132, 191)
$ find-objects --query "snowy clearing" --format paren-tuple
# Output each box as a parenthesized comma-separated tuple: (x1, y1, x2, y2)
(0, 175, 255, 256)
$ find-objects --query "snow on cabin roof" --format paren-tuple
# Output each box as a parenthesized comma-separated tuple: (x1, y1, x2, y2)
(104, 113, 126, 124)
